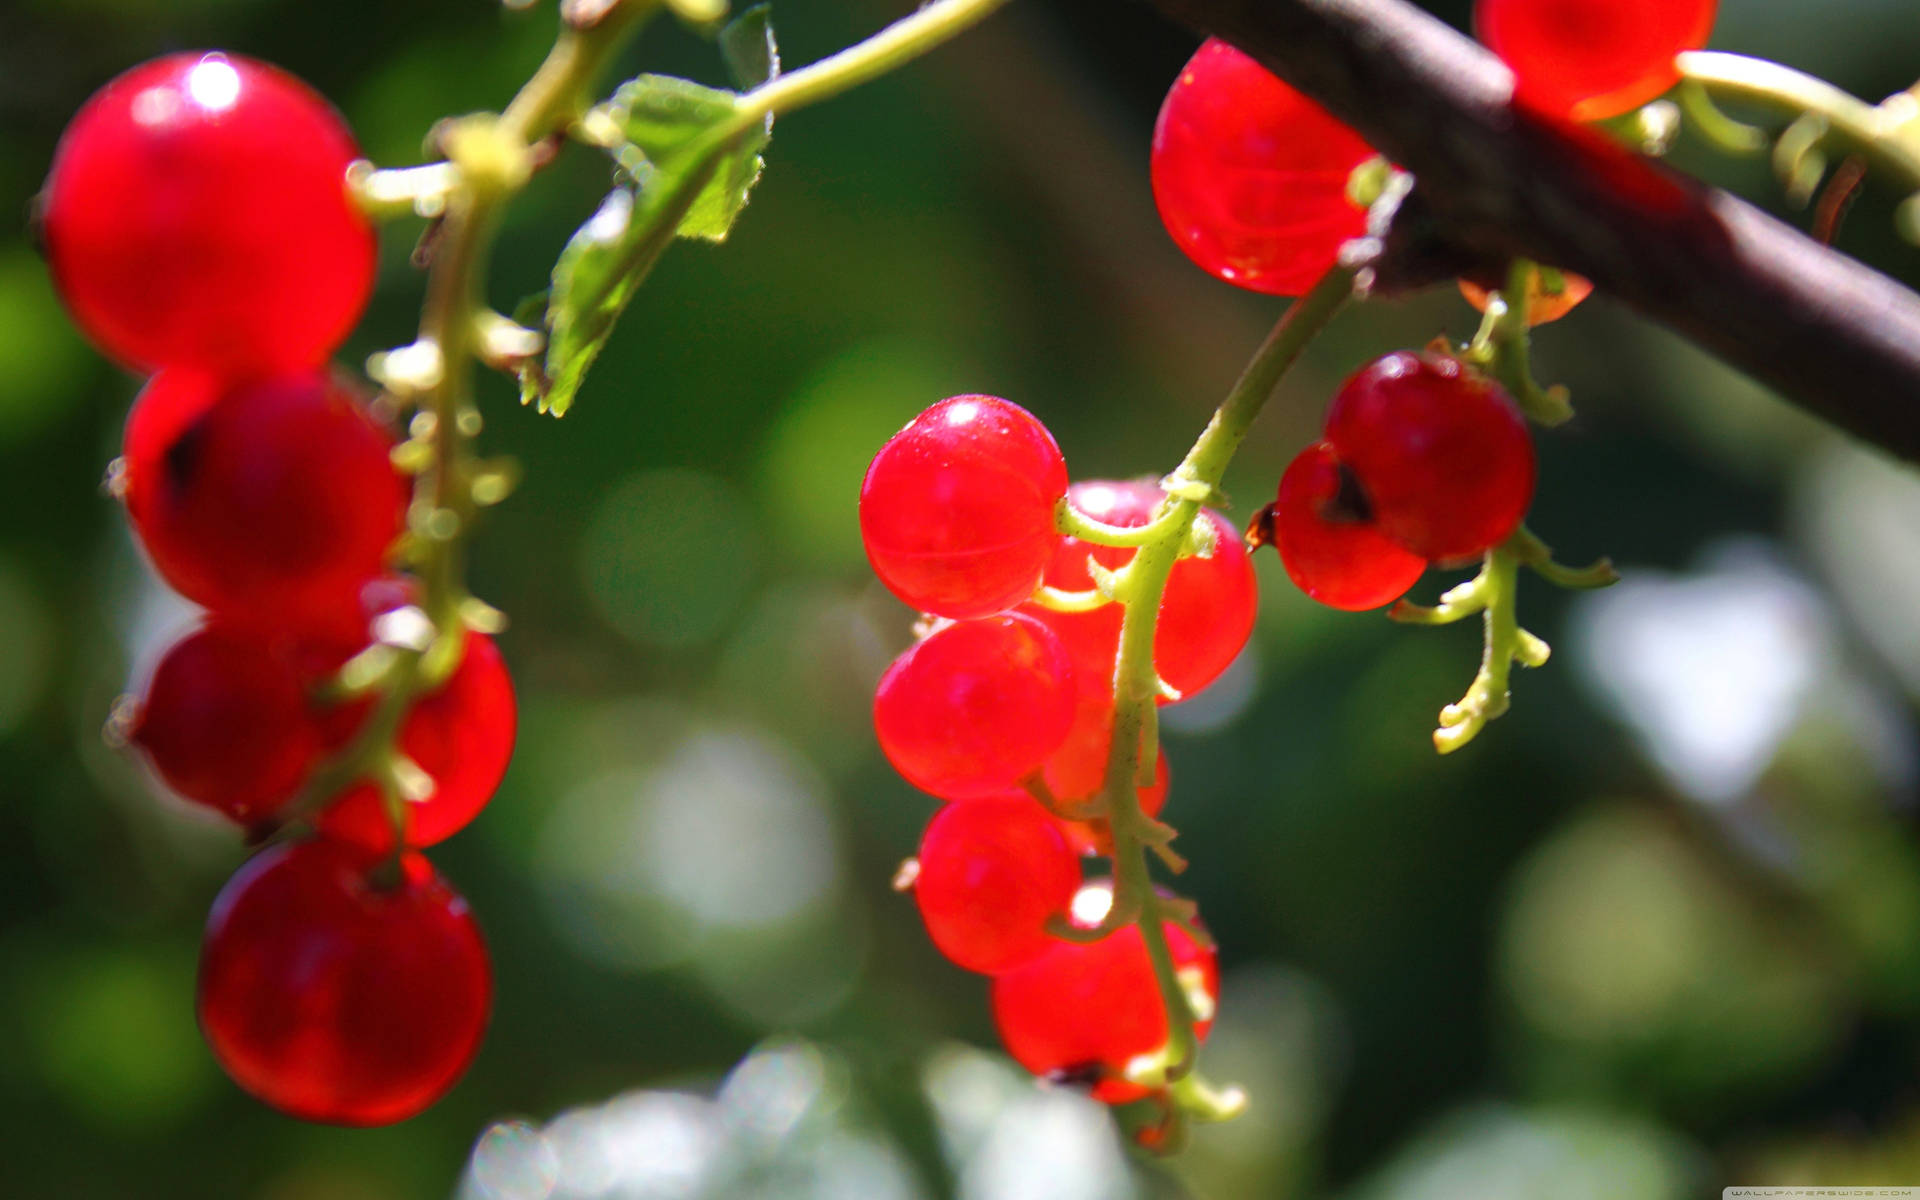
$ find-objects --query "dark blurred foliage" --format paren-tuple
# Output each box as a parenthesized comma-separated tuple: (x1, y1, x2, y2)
(2, 1, 1919, 1197)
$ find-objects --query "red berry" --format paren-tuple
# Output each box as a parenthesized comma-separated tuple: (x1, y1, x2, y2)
(122, 369, 406, 627)
(860, 396, 1068, 620)
(197, 839, 490, 1125)
(321, 633, 517, 852)
(1322, 353, 1535, 562)
(992, 903, 1218, 1104)
(1272, 442, 1427, 611)
(128, 621, 332, 825)
(1042, 690, 1170, 856)
(1476, 0, 1717, 123)
(1151, 39, 1376, 297)
(914, 794, 1081, 975)
(1021, 481, 1256, 703)
(873, 614, 1077, 799)
(41, 52, 376, 373)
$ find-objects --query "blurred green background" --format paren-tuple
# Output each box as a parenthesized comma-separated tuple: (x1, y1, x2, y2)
(3, 0, 1920, 1196)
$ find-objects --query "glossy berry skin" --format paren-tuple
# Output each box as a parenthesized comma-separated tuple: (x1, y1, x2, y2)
(873, 614, 1077, 799)
(992, 914, 1218, 1104)
(1151, 39, 1376, 297)
(1323, 353, 1536, 563)
(1460, 270, 1593, 327)
(860, 396, 1068, 620)
(128, 621, 332, 825)
(321, 634, 517, 852)
(1021, 480, 1256, 703)
(1477, 0, 1718, 123)
(197, 839, 490, 1125)
(1043, 691, 1170, 856)
(914, 794, 1081, 975)
(42, 53, 375, 374)
(123, 369, 406, 629)
(1272, 442, 1427, 611)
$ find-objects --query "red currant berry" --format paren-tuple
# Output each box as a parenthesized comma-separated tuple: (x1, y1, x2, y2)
(873, 614, 1077, 799)
(991, 902, 1219, 1104)
(320, 633, 517, 852)
(914, 794, 1081, 975)
(1271, 442, 1427, 611)
(1021, 481, 1255, 703)
(1459, 270, 1593, 327)
(128, 621, 332, 826)
(860, 396, 1068, 621)
(1042, 691, 1169, 856)
(41, 52, 376, 373)
(1476, 0, 1718, 123)
(122, 369, 406, 628)
(1151, 39, 1376, 297)
(197, 839, 490, 1125)
(1322, 353, 1535, 562)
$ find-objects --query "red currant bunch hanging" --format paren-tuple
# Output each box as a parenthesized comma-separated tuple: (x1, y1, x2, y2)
(1476, 0, 1720, 123)
(1151, 38, 1378, 296)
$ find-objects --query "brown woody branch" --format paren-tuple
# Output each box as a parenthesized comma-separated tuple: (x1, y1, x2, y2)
(1144, 0, 1920, 462)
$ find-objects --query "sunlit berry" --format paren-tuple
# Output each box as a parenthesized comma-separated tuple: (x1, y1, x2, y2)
(41, 52, 375, 373)
(1322, 353, 1535, 562)
(1021, 480, 1255, 703)
(860, 395, 1068, 620)
(122, 368, 406, 628)
(1151, 38, 1376, 296)
(873, 614, 1077, 799)
(197, 839, 490, 1125)
(914, 794, 1081, 975)
(1270, 442, 1427, 610)
(1476, 0, 1718, 123)
(992, 899, 1219, 1104)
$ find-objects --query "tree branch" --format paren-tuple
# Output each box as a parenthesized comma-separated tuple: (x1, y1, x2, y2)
(1142, 0, 1920, 462)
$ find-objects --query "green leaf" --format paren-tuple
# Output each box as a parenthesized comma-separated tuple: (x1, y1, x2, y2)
(720, 5, 779, 90)
(608, 74, 770, 244)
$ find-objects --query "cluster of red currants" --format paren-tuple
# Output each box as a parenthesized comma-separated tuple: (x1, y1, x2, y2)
(860, 396, 1245, 1101)
(43, 53, 506, 1125)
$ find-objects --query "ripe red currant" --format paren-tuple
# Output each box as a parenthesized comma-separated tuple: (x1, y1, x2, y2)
(122, 369, 406, 628)
(1460, 270, 1593, 327)
(914, 794, 1081, 975)
(320, 633, 517, 852)
(1322, 353, 1535, 562)
(1476, 0, 1718, 123)
(197, 839, 490, 1125)
(41, 52, 376, 374)
(991, 904, 1219, 1103)
(1021, 480, 1255, 703)
(128, 621, 332, 826)
(873, 613, 1077, 799)
(1042, 690, 1170, 856)
(1151, 38, 1376, 297)
(1271, 442, 1427, 611)
(860, 396, 1068, 620)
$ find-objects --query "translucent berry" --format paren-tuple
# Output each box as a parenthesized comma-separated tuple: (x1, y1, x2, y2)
(1460, 269, 1594, 326)
(914, 794, 1081, 975)
(1322, 353, 1535, 562)
(1270, 442, 1427, 611)
(197, 839, 490, 1125)
(860, 395, 1068, 620)
(1042, 690, 1170, 856)
(873, 614, 1077, 799)
(127, 621, 332, 825)
(992, 896, 1219, 1104)
(1476, 0, 1718, 123)
(41, 52, 376, 373)
(320, 633, 517, 852)
(1021, 480, 1255, 703)
(122, 368, 406, 627)
(1151, 38, 1376, 296)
